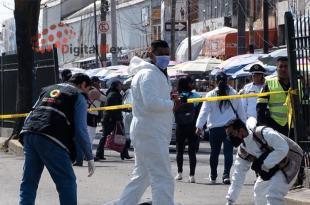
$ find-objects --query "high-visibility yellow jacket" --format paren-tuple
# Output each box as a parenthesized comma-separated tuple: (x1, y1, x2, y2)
(258, 76, 288, 126)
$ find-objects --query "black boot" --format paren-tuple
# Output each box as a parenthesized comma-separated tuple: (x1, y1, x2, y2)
(120, 139, 132, 160)
(95, 136, 107, 161)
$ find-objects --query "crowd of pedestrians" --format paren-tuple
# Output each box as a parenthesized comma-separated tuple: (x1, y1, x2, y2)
(18, 40, 303, 205)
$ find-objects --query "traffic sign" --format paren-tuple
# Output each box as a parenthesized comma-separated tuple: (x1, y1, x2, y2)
(165, 22, 187, 31)
(98, 21, 110, 33)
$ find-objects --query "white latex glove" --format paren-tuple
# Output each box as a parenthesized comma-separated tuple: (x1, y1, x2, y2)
(87, 160, 95, 177)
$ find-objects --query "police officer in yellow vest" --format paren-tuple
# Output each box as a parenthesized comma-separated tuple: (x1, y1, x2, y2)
(257, 57, 293, 139)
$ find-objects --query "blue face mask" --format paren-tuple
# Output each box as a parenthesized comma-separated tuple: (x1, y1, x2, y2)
(155, 56, 170, 70)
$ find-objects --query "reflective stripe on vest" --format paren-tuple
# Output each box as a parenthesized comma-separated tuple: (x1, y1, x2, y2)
(266, 77, 288, 126)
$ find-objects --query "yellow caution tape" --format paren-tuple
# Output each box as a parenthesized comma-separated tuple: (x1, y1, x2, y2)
(0, 113, 29, 119)
(88, 104, 132, 112)
(0, 90, 297, 120)
(187, 90, 289, 103)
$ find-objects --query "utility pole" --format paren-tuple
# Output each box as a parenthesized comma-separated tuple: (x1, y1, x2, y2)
(100, 0, 108, 66)
(171, 0, 176, 60)
(237, 0, 246, 55)
(94, 0, 99, 67)
(187, 0, 192, 61)
(249, 0, 255, 54)
(263, 0, 269, 54)
(111, 0, 117, 66)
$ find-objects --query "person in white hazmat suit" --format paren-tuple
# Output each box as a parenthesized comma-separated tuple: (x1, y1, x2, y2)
(224, 118, 303, 205)
(117, 40, 178, 205)
(239, 64, 266, 119)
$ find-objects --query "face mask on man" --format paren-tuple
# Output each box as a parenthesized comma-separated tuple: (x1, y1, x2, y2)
(228, 134, 244, 148)
(155, 56, 170, 70)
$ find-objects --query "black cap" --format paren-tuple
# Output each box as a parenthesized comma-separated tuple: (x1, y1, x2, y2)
(277, 56, 288, 62)
(216, 72, 227, 82)
(91, 76, 100, 83)
(61, 69, 72, 82)
(249, 64, 266, 74)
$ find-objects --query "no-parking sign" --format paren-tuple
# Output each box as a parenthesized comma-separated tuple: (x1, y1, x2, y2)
(98, 21, 110, 33)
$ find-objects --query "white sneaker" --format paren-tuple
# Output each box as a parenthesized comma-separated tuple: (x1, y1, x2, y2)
(209, 175, 216, 184)
(175, 173, 183, 180)
(189, 176, 196, 183)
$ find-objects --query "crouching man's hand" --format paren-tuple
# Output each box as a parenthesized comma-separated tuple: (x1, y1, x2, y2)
(88, 160, 95, 177)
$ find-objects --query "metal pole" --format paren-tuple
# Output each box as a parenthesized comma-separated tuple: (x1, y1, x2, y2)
(249, 0, 255, 53)
(237, 0, 246, 55)
(1, 53, 3, 131)
(187, 0, 192, 61)
(263, 0, 269, 53)
(285, 11, 302, 143)
(111, 0, 118, 66)
(100, 0, 107, 65)
(171, 0, 176, 60)
(94, 0, 99, 67)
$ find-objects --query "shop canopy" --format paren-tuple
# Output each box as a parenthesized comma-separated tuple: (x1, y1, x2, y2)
(201, 29, 278, 59)
(175, 27, 237, 63)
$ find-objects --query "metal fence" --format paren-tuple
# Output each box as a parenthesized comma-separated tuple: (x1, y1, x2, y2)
(286, 11, 310, 186)
(0, 48, 59, 128)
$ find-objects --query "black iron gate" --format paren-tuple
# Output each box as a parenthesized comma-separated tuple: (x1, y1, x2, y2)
(0, 48, 59, 128)
(286, 11, 310, 186)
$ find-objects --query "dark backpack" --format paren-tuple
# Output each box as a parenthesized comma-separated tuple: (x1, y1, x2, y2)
(174, 92, 196, 125)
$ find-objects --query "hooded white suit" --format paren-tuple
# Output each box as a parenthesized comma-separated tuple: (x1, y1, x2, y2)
(226, 118, 296, 205)
(117, 57, 175, 205)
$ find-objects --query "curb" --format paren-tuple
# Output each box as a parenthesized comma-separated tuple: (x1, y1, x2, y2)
(285, 188, 310, 205)
(0, 138, 24, 156)
(8, 140, 24, 156)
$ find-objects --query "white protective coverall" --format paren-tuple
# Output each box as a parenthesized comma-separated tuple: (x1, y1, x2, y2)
(239, 82, 264, 119)
(226, 121, 292, 205)
(117, 56, 175, 205)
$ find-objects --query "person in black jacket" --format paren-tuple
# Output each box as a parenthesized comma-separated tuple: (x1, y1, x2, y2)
(95, 80, 132, 160)
(174, 77, 201, 183)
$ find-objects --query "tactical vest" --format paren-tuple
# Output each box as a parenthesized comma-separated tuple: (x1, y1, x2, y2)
(266, 77, 288, 126)
(20, 83, 84, 162)
(237, 126, 303, 183)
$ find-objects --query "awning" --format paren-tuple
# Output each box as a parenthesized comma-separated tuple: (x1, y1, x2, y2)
(60, 0, 94, 19)
(175, 27, 237, 63)
(202, 29, 278, 59)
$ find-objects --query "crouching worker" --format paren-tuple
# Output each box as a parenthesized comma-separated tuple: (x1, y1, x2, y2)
(224, 118, 303, 205)
(19, 73, 95, 205)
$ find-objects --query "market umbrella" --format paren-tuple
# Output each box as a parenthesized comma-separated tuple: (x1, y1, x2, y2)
(232, 69, 251, 79)
(59, 67, 85, 75)
(232, 63, 277, 79)
(258, 48, 287, 66)
(170, 58, 222, 73)
(211, 54, 264, 76)
(85, 67, 104, 77)
(94, 69, 112, 78)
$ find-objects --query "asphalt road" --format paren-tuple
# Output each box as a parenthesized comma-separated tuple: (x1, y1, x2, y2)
(0, 141, 256, 205)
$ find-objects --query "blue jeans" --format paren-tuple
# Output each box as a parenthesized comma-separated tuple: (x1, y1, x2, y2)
(209, 127, 233, 180)
(20, 132, 77, 205)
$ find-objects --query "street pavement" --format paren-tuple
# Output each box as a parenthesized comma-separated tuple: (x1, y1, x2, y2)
(0, 139, 256, 205)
